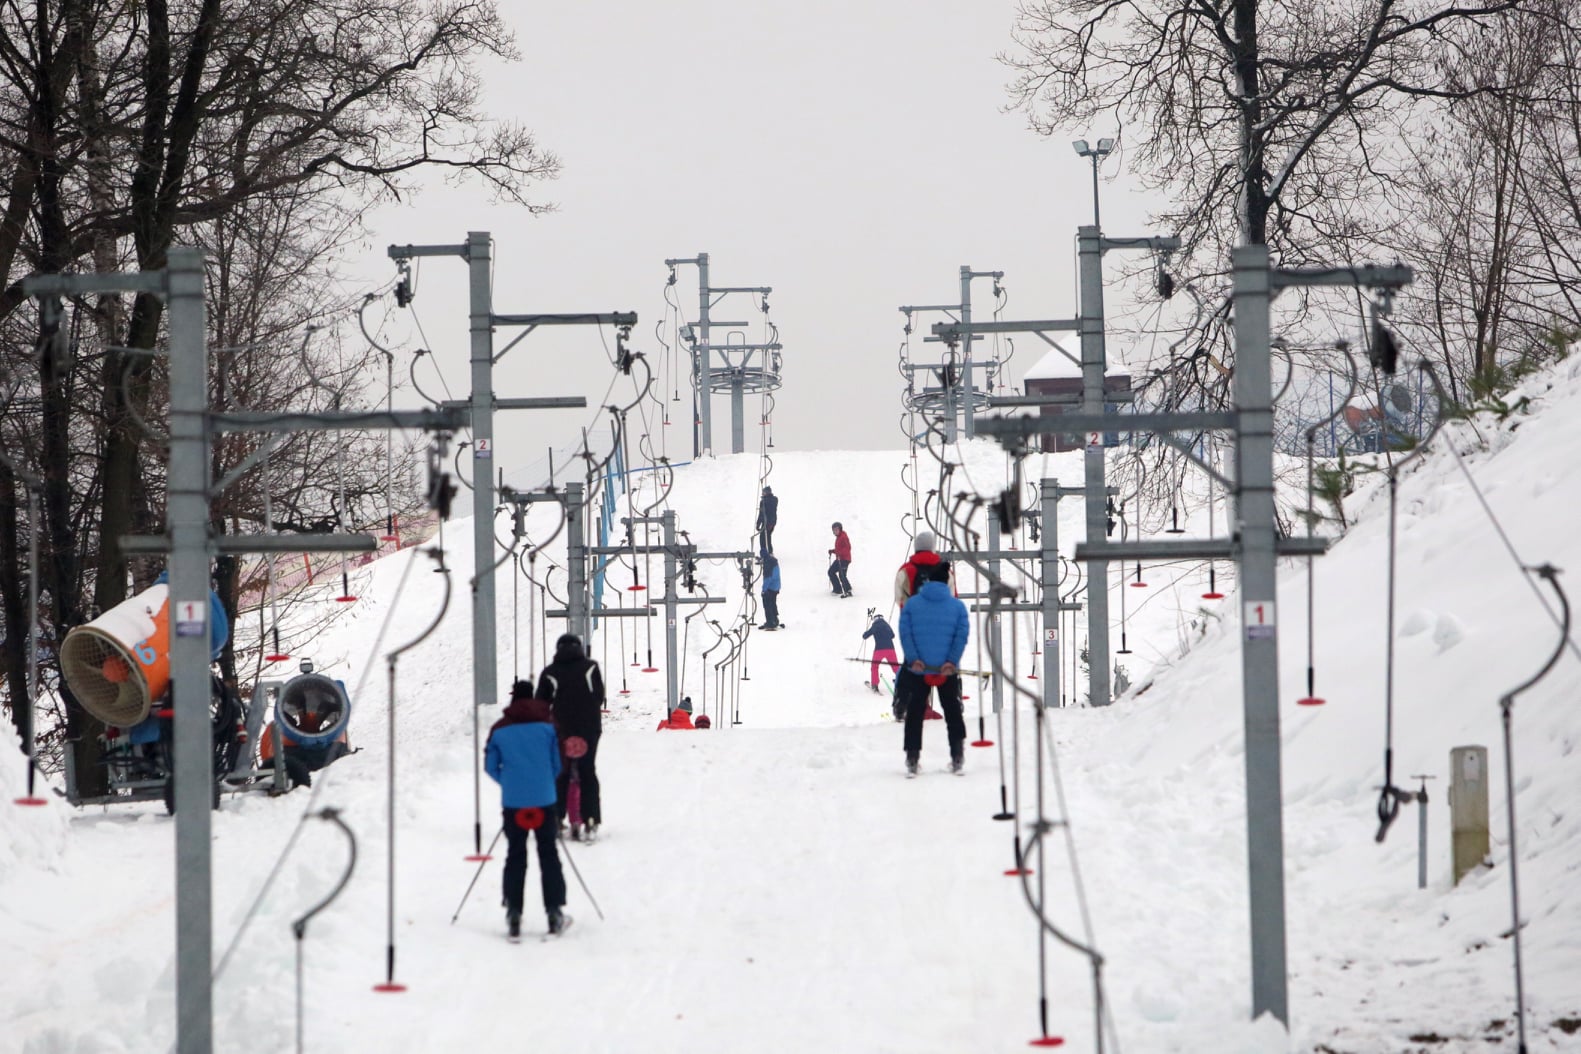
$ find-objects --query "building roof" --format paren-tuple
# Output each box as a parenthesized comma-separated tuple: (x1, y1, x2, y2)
(1022, 334, 1131, 383)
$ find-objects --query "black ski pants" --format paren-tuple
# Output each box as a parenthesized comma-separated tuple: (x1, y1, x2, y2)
(762, 589, 780, 627)
(902, 672, 965, 758)
(555, 730, 601, 824)
(501, 807, 566, 917)
(827, 558, 851, 594)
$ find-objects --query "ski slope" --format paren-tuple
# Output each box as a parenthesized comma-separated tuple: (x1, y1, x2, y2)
(6, 361, 1581, 1053)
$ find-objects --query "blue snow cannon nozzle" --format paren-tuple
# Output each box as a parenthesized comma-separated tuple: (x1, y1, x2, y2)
(275, 659, 352, 749)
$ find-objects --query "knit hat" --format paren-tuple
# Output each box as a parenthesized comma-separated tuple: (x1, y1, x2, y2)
(510, 678, 534, 701)
(913, 530, 936, 552)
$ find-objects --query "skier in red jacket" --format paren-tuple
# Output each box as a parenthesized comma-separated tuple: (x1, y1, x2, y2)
(827, 522, 853, 597)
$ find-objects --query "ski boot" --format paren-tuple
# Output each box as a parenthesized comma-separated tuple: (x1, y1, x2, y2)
(905, 751, 920, 778)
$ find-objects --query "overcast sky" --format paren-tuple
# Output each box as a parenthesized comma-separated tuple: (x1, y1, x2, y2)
(354, 1, 1165, 476)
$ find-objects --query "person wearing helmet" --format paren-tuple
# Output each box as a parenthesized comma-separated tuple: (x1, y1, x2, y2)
(893, 530, 956, 606)
(535, 633, 606, 839)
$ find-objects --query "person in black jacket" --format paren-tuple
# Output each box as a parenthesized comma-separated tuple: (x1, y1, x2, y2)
(756, 486, 778, 555)
(535, 633, 606, 838)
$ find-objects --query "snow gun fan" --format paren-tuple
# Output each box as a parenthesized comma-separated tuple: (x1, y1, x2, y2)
(59, 582, 230, 728)
(59, 583, 177, 727)
(274, 669, 352, 750)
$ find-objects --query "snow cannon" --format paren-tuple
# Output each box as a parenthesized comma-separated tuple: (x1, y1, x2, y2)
(59, 583, 228, 727)
(273, 665, 351, 750)
(259, 660, 353, 788)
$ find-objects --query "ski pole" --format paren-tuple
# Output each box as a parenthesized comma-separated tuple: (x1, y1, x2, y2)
(450, 827, 505, 924)
(556, 829, 606, 920)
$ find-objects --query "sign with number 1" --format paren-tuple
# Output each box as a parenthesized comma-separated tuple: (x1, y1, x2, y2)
(1244, 600, 1276, 641)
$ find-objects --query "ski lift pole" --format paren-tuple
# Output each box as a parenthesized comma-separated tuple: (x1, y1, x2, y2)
(1410, 775, 1434, 890)
(294, 808, 357, 1054)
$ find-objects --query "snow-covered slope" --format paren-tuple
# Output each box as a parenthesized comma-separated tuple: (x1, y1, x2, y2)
(5, 359, 1581, 1053)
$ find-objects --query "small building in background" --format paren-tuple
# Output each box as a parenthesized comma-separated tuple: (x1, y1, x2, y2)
(1022, 335, 1133, 452)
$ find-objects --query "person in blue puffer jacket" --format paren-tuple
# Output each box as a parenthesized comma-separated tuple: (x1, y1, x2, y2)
(485, 680, 569, 938)
(760, 554, 783, 630)
(897, 561, 970, 776)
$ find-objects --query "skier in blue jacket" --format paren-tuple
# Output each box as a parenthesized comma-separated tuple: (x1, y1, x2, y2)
(760, 554, 783, 630)
(897, 561, 970, 775)
(485, 680, 570, 938)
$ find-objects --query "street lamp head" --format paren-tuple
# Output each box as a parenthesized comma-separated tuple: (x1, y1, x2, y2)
(1097, 137, 1116, 154)
(1072, 139, 1090, 156)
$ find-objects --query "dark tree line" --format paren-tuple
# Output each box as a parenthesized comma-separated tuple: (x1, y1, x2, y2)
(0, 0, 558, 786)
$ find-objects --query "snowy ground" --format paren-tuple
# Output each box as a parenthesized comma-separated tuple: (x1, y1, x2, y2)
(5, 360, 1581, 1053)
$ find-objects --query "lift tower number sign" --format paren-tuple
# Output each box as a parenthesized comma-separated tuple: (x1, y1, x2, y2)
(1244, 600, 1276, 641)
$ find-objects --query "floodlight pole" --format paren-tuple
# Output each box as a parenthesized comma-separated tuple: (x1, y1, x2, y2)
(1075, 227, 1112, 705)
(1231, 246, 1414, 1025)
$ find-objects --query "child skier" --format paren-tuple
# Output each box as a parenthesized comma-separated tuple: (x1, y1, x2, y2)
(862, 611, 900, 702)
(484, 680, 570, 939)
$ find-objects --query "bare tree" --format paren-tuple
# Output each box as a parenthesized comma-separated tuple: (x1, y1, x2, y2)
(0, 0, 557, 785)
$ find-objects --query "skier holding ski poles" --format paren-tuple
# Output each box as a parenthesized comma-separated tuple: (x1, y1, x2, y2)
(828, 522, 853, 597)
(897, 561, 969, 777)
(484, 681, 570, 939)
(863, 612, 900, 702)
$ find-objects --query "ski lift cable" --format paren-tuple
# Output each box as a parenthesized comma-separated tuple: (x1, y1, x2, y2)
(1439, 400, 1581, 665)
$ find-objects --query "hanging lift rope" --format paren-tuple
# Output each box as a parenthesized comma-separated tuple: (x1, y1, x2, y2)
(1296, 341, 1361, 706)
(1372, 359, 1450, 845)
(919, 409, 1115, 1050)
(1433, 386, 1574, 1051)
(357, 295, 402, 543)
(376, 545, 452, 993)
